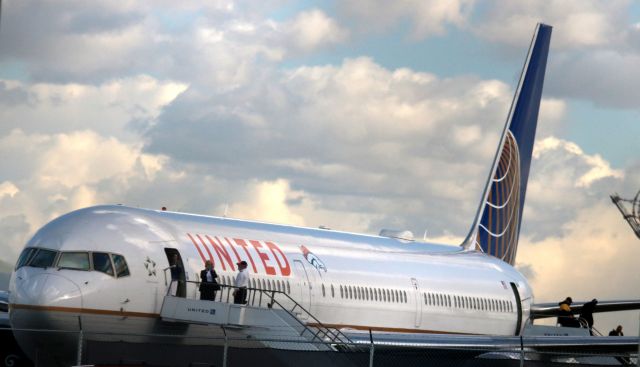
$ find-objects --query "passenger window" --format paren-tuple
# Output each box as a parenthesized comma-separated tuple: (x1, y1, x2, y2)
(331, 284, 335, 298)
(15, 248, 37, 270)
(340, 285, 344, 298)
(287, 281, 291, 294)
(30, 249, 58, 268)
(322, 284, 326, 297)
(111, 254, 130, 277)
(92, 252, 114, 276)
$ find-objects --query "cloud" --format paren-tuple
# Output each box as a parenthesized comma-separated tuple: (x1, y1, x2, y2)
(523, 137, 625, 241)
(144, 57, 531, 239)
(472, 0, 628, 49)
(338, 0, 475, 39)
(0, 1, 348, 84)
(546, 50, 640, 109)
(518, 203, 640, 332)
(0, 129, 169, 257)
(468, 1, 640, 110)
(283, 9, 349, 52)
(0, 76, 187, 138)
(517, 137, 638, 334)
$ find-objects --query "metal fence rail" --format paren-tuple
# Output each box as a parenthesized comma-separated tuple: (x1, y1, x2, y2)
(1, 327, 638, 367)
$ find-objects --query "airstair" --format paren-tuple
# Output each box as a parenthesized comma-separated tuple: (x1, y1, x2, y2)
(160, 281, 353, 351)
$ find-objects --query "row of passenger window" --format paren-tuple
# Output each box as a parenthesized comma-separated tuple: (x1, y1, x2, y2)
(217, 275, 292, 295)
(322, 284, 408, 304)
(15, 247, 130, 278)
(424, 292, 513, 313)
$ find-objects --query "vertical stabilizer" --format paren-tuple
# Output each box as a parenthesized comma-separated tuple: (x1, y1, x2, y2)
(463, 24, 552, 265)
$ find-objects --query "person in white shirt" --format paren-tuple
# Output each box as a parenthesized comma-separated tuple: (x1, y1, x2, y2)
(233, 260, 249, 304)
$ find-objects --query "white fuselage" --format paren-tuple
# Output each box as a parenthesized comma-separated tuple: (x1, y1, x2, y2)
(9, 205, 533, 357)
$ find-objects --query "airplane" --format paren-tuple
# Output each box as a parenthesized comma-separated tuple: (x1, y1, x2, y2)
(7, 23, 640, 366)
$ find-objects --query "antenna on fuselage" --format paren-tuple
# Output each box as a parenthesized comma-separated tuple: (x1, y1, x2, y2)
(223, 203, 229, 218)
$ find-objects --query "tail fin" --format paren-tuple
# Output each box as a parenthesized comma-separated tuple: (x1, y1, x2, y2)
(463, 23, 552, 265)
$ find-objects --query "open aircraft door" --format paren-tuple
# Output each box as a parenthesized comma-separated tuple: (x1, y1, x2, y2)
(411, 278, 422, 328)
(164, 248, 187, 298)
(292, 260, 312, 320)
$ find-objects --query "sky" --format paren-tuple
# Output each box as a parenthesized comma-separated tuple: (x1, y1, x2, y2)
(0, 0, 638, 335)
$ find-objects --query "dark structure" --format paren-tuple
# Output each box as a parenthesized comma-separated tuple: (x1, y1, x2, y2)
(611, 190, 640, 239)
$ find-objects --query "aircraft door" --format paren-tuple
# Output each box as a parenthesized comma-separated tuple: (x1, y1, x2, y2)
(292, 260, 311, 320)
(411, 278, 422, 327)
(164, 248, 186, 298)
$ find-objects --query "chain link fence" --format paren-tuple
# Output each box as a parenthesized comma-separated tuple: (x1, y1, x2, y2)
(1, 327, 638, 367)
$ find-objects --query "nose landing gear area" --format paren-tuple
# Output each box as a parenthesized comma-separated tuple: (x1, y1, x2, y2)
(0, 328, 33, 367)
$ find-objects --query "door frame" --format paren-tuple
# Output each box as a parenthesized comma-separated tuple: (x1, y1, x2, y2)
(292, 260, 312, 318)
(510, 282, 523, 336)
(411, 278, 422, 327)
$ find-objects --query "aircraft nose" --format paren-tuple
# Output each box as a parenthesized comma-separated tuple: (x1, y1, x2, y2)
(10, 271, 83, 329)
(9, 272, 82, 311)
(10, 272, 83, 365)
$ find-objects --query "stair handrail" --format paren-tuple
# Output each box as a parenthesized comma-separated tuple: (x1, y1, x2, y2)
(164, 280, 354, 347)
(259, 288, 353, 346)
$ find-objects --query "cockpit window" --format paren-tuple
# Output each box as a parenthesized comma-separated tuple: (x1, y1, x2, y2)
(92, 252, 114, 276)
(111, 254, 130, 278)
(15, 248, 37, 270)
(57, 252, 90, 271)
(29, 249, 58, 268)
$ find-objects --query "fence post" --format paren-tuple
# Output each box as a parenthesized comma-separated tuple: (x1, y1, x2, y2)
(76, 316, 83, 366)
(222, 326, 228, 367)
(369, 329, 375, 367)
(519, 335, 524, 367)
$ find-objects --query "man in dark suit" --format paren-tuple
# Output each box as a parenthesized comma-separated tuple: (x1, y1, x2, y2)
(199, 260, 219, 301)
(579, 299, 597, 334)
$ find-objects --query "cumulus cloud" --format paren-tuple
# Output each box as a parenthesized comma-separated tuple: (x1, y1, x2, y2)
(283, 9, 349, 52)
(546, 50, 640, 109)
(0, 1, 348, 85)
(472, 0, 628, 48)
(144, 57, 531, 240)
(517, 137, 638, 333)
(522, 137, 624, 241)
(518, 204, 640, 332)
(338, 0, 475, 39)
(0, 76, 187, 138)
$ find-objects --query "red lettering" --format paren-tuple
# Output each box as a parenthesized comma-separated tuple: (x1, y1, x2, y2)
(266, 241, 291, 276)
(250, 240, 276, 275)
(233, 238, 257, 273)
(206, 235, 235, 271)
(196, 234, 215, 267)
(187, 233, 207, 264)
(223, 237, 242, 263)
